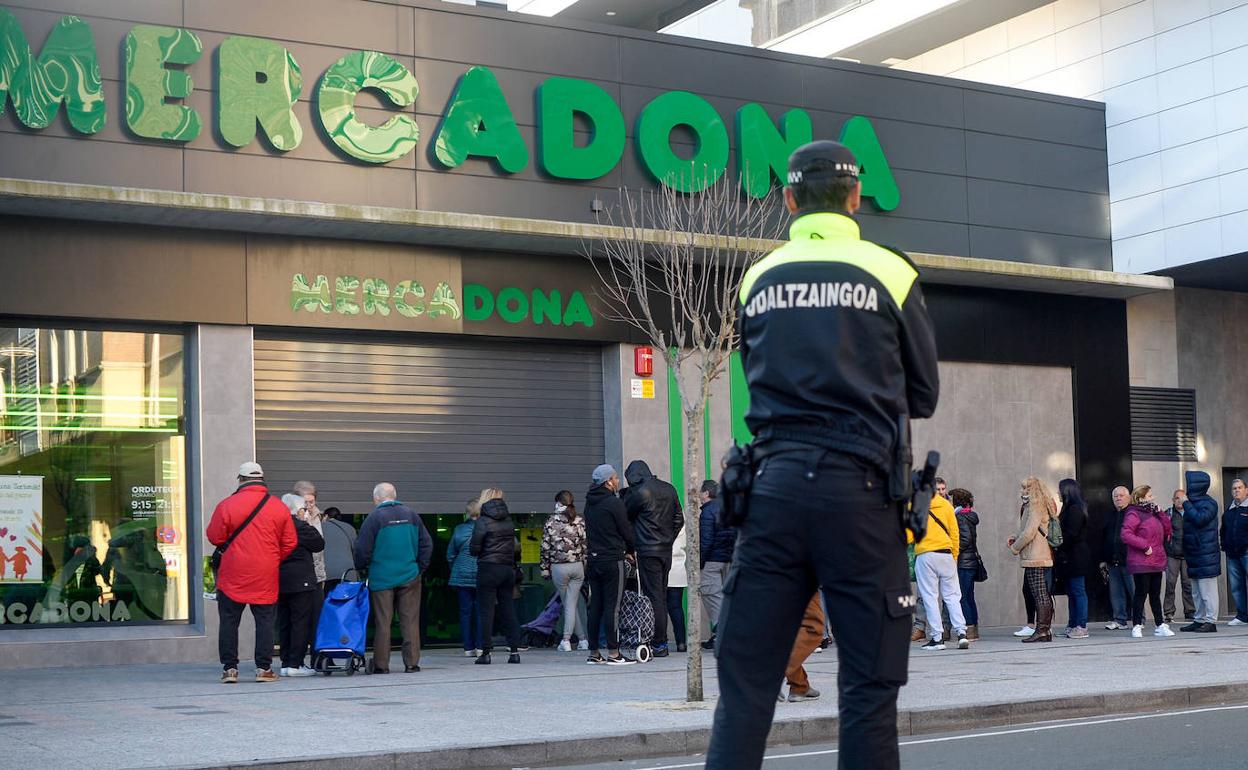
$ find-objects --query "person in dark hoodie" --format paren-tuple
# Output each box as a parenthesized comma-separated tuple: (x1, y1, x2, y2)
(620, 460, 684, 658)
(1223, 478, 1248, 626)
(355, 482, 432, 674)
(1180, 471, 1221, 632)
(470, 488, 524, 664)
(584, 464, 637, 666)
(277, 494, 326, 676)
(699, 480, 735, 651)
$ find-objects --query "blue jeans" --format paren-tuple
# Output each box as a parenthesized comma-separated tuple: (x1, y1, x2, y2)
(455, 586, 481, 650)
(1107, 564, 1135, 624)
(1227, 554, 1248, 622)
(957, 567, 978, 626)
(1066, 576, 1088, 628)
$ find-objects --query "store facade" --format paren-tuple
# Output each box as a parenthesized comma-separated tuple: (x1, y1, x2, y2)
(0, 0, 1168, 666)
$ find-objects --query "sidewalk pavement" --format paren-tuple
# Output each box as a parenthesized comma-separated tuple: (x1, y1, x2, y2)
(6, 625, 1248, 770)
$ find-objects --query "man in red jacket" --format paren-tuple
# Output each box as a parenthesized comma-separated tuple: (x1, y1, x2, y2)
(207, 462, 296, 683)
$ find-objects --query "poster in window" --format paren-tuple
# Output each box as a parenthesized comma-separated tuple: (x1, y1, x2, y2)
(0, 476, 43, 584)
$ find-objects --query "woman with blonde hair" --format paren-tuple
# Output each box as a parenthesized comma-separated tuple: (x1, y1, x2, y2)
(447, 497, 483, 657)
(469, 488, 523, 664)
(1008, 476, 1057, 643)
(1121, 484, 1174, 638)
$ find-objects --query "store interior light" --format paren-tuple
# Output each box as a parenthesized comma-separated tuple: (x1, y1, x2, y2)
(74, 476, 112, 483)
(764, 0, 960, 59)
(507, 0, 580, 16)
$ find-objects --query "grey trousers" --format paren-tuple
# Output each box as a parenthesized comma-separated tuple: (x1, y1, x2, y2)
(551, 561, 587, 640)
(1164, 557, 1195, 622)
(1193, 576, 1220, 623)
(701, 560, 731, 628)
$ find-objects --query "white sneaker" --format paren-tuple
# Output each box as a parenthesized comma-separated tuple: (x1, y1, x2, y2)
(278, 667, 291, 677)
(463, 649, 476, 657)
(288, 665, 316, 677)
(1131, 625, 1144, 638)
(577, 640, 589, 651)
(1105, 621, 1127, 630)
(1013, 625, 1035, 637)
(1229, 618, 1247, 626)
(473, 649, 483, 657)
(1155, 623, 1175, 637)
(557, 640, 572, 652)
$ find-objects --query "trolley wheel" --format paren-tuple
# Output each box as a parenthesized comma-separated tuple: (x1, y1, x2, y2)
(636, 645, 652, 663)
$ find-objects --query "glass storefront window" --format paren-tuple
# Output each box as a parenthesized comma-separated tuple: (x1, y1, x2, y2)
(0, 326, 187, 627)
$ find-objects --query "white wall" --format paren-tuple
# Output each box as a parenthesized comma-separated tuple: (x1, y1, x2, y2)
(893, 0, 1248, 275)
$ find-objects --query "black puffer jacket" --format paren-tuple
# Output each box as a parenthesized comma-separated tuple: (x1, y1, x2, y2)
(621, 460, 684, 556)
(470, 499, 516, 566)
(279, 517, 325, 594)
(955, 508, 980, 571)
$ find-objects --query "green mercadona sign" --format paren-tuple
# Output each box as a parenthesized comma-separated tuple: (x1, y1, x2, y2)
(0, 11, 899, 207)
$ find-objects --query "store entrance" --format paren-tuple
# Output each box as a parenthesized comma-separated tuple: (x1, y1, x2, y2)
(252, 333, 606, 645)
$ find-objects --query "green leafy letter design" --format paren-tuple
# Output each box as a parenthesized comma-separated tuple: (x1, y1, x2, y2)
(317, 50, 420, 164)
(125, 25, 203, 141)
(0, 11, 105, 133)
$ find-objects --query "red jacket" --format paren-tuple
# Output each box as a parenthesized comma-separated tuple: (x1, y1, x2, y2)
(207, 482, 296, 604)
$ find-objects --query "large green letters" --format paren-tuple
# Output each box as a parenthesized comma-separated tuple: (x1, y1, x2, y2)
(434, 66, 527, 173)
(537, 77, 624, 180)
(736, 104, 811, 199)
(317, 50, 419, 164)
(125, 25, 202, 141)
(637, 91, 728, 193)
(218, 35, 302, 151)
(839, 115, 900, 211)
(0, 11, 104, 133)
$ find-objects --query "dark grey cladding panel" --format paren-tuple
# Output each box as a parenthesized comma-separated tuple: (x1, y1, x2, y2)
(967, 179, 1109, 240)
(0, 131, 184, 190)
(859, 116, 968, 177)
(415, 171, 615, 223)
(887, 170, 969, 223)
(802, 67, 965, 129)
(4, 0, 182, 26)
(964, 89, 1106, 150)
(619, 37, 807, 106)
(184, 0, 412, 56)
(968, 226, 1112, 269)
(966, 132, 1110, 195)
(411, 7, 622, 83)
(856, 214, 971, 259)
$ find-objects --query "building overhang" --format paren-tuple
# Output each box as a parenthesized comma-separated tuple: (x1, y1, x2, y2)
(0, 178, 1170, 300)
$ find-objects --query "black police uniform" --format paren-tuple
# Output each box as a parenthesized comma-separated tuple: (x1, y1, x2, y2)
(706, 147, 939, 770)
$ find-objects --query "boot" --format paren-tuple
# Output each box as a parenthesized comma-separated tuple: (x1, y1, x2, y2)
(474, 652, 491, 665)
(910, 627, 925, 642)
(966, 625, 980, 641)
(1023, 602, 1054, 643)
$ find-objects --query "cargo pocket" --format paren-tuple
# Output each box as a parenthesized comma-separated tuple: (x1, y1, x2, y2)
(875, 584, 915, 685)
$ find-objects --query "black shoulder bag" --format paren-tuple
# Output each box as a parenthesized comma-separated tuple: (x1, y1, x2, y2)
(210, 494, 271, 571)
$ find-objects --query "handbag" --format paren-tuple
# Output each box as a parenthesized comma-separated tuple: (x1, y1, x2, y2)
(210, 494, 271, 572)
(973, 555, 988, 583)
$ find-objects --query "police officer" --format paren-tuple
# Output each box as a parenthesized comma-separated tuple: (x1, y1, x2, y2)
(706, 140, 939, 770)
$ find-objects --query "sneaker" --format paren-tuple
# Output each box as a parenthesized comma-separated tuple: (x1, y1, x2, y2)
(921, 639, 945, 651)
(516, 646, 531, 652)
(1068, 626, 1090, 639)
(787, 686, 821, 702)
(1195, 623, 1218, 633)
(220, 668, 238, 684)
(255, 668, 279, 682)
(812, 645, 823, 654)
(557, 640, 572, 652)
(1013, 625, 1035, 637)
(957, 633, 970, 650)
(288, 666, 316, 677)
(507, 653, 521, 664)
(473, 649, 483, 657)
(278, 667, 291, 677)
(1180, 622, 1201, 632)
(404, 665, 421, 673)
(1229, 618, 1248, 626)
(677, 644, 687, 652)
(652, 644, 670, 658)
(1131, 625, 1143, 638)
(701, 634, 717, 650)
(463, 649, 477, 657)
(586, 653, 607, 665)
(577, 640, 589, 651)
(777, 690, 787, 703)
(819, 636, 833, 649)
(1105, 621, 1128, 630)
(1155, 624, 1176, 637)
(605, 655, 636, 666)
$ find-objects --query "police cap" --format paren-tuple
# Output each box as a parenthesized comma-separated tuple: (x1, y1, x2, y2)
(786, 140, 860, 187)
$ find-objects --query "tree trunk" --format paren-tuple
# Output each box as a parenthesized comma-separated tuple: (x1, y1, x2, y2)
(684, 404, 705, 702)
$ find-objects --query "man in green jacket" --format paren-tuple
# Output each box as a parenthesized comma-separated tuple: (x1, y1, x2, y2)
(355, 482, 432, 674)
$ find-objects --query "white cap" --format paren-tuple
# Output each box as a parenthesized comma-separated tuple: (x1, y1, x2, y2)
(238, 462, 264, 479)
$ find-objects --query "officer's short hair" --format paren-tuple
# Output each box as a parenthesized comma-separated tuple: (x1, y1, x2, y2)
(790, 174, 858, 214)
(701, 479, 719, 499)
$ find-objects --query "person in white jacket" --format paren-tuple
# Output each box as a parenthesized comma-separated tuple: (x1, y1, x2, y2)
(667, 528, 689, 652)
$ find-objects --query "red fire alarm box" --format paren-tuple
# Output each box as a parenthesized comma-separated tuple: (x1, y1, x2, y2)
(634, 346, 654, 377)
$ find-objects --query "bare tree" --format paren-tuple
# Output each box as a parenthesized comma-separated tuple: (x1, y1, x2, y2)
(584, 167, 784, 701)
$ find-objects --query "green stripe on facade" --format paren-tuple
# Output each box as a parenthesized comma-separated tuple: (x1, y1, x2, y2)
(667, 352, 685, 506)
(729, 351, 753, 445)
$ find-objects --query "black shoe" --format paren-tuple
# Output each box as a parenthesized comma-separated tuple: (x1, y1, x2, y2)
(475, 652, 491, 665)
(701, 635, 716, 650)
(1180, 622, 1201, 632)
(819, 636, 832, 649)
(1195, 623, 1218, 633)
(652, 644, 670, 658)
(404, 665, 420, 673)
(367, 659, 388, 674)
(507, 653, 521, 664)
(676, 643, 687, 652)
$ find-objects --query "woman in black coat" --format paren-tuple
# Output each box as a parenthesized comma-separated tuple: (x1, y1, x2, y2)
(469, 488, 523, 665)
(1058, 478, 1093, 639)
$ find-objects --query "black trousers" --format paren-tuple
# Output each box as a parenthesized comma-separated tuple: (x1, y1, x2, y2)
(277, 589, 318, 668)
(218, 590, 276, 671)
(707, 451, 911, 770)
(638, 553, 672, 646)
(1132, 571, 1164, 626)
(587, 559, 625, 652)
(477, 562, 522, 653)
(666, 587, 687, 646)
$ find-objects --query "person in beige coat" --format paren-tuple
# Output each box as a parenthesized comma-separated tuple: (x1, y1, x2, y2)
(1008, 476, 1057, 643)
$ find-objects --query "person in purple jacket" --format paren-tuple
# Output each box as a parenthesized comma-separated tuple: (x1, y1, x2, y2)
(1121, 485, 1174, 638)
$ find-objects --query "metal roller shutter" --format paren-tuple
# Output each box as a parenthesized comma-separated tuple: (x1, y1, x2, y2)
(253, 335, 605, 515)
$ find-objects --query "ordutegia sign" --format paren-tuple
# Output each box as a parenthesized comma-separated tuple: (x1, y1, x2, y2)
(0, 11, 901, 208)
